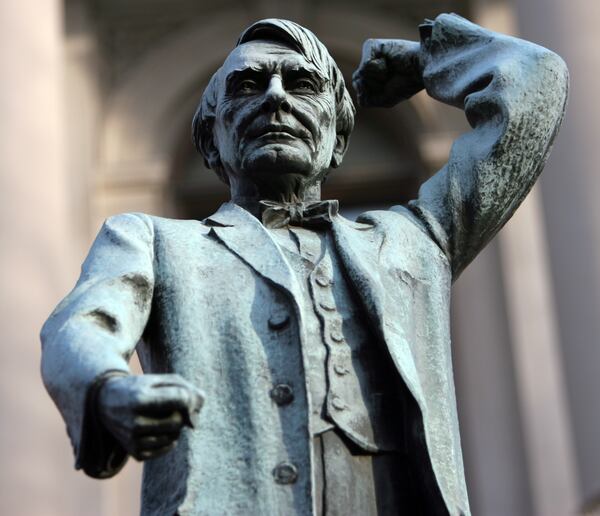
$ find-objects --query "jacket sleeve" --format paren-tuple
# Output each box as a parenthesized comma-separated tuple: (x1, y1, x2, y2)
(403, 14, 569, 279)
(40, 212, 155, 478)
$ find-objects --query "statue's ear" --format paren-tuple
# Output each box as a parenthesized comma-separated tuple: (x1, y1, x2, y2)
(199, 119, 222, 171)
(330, 133, 350, 169)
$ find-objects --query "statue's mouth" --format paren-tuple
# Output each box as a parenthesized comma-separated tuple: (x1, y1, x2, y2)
(247, 123, 309, 141)
(257, 131, 296, 142)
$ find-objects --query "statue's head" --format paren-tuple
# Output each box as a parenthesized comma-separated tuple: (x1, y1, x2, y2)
(192, 19, 355, 202)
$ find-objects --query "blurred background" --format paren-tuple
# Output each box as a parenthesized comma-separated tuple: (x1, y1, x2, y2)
(1, 0, 598, 514)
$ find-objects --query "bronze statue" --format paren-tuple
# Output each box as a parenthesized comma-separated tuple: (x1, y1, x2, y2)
(41, 14, 568, 515)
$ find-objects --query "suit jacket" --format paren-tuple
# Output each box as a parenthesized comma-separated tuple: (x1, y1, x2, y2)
(40, 14, 569, 516)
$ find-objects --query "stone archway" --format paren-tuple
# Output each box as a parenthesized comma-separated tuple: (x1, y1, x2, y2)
(94, 6, 454, 224)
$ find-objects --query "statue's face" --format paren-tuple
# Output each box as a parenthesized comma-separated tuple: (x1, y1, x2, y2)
(212, 40, 338, 197)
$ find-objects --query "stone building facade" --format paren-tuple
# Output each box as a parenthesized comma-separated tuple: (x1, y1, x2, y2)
(1, 0, 598, 514)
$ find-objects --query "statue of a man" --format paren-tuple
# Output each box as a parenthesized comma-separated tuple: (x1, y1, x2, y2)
(41, 14, 568, 516)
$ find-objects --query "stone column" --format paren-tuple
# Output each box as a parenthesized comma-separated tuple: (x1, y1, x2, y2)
(452, 241, 533, 515)
(452, 2, 578, 514)
(0, 1, 104, 514)
(513, 0, 600, 510)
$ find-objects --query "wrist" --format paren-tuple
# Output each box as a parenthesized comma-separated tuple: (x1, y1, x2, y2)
(95, 371, 129, 420)
(77, 369, 130, 478)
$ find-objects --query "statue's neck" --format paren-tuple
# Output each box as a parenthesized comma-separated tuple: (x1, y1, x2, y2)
(229, 175, 322, 217)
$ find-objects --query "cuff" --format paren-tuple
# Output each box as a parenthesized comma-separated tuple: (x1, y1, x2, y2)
(76, 370, 129, 479)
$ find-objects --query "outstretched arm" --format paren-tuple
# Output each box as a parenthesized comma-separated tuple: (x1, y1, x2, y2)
(40, 213, 203, 478)
(354, 14, 569, 278)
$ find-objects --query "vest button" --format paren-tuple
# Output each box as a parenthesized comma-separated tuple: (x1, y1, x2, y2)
(331, 395, 346, 411)
(315, 275, 330, 287)
(330, 331, 344, 343)
(319, 301, 336, 311)
(268, 312, 290, 330)
(270, 384, 294, 406)
(334, 364, 349, 376)
(273, 462, 298, 484)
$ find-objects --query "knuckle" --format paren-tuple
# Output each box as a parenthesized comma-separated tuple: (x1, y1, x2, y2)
(139, 436, 157, 447)
(176, 384, 191, 398)
(131, 418, 149, 436)
(130, 388, 146, 406)
(137, 450, 154, 461)
(171, 411, 184, 424)
(159, 373, 179, 383)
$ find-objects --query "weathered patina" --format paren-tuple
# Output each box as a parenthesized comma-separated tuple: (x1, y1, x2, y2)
(41, 14, 568, 515)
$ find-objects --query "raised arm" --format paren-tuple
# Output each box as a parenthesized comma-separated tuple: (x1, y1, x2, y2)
(354, 13, 569, 278)
(40, 213, 202, 478)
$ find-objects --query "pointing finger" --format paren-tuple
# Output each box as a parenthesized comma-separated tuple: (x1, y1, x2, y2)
(132, 412, 184, 436)
(135, 385, 193, 417)
(136, 433, 179, 450)
(132, 442, 177, 461)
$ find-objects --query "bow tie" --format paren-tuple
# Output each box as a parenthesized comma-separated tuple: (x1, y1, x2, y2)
(259, 200, 339, 229)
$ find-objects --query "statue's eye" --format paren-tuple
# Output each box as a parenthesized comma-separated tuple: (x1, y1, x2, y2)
(236, 79, 260, 94)
(291, 78, 319, 93)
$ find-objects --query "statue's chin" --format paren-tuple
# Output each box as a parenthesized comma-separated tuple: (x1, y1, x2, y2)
(242, 144, 313, 177)
(240, 146, 321, 201)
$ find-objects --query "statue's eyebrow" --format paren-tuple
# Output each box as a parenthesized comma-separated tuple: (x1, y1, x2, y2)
(224, 67, 266, 91)
(283, 65, 329, 84)
(224, 63, 329, 92)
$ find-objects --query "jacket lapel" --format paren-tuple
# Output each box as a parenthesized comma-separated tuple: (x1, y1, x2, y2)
(205, 202, 303, 303)
(331, 214, 422, 406)
(330, 216, 386, 329)
(205, 203, 421, 404)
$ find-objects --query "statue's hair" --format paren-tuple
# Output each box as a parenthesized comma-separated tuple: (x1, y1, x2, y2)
(191, 19, 355, 183)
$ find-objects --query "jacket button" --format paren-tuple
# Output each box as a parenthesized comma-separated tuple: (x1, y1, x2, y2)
(331, 395, 346, 411)
(330, 331, 344, 343)
(315, 275, 331, 287)
(334, 364, 349, 376)
(270, 384, 294, 406)
(319, 301, 336, 311)
(268, 312, 290, 330)
(273, 462, 298, 484)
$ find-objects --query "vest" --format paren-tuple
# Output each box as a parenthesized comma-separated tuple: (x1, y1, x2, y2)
(270, 226, 406, 452)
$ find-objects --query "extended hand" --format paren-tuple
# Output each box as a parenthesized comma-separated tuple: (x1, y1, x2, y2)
(352, 38, 424, 108)
(97, 374, 204, 461)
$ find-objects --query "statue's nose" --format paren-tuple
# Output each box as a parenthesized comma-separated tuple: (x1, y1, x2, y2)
(261, 76, 292, 113)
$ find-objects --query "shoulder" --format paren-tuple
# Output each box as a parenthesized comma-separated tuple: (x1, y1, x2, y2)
(357, 205, 431, 238)
(102, 212, 154, 235)
(140, 213, 211, 235)
(357, 205, 449, 262)
(102, 212, 212, 238)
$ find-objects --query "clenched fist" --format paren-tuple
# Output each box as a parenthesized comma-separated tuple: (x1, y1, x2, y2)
(352, 38, 425, 108)
(97, 374, 204, 461)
